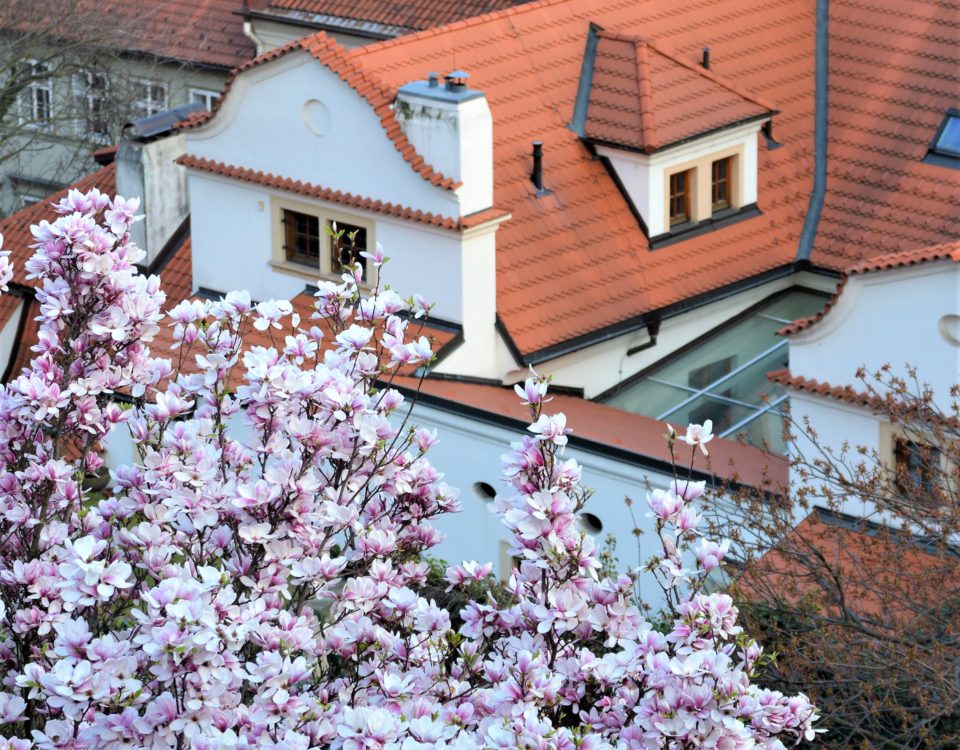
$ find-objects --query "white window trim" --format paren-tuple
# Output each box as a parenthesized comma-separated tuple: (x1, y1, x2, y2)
(72, 70, 111, 141)
(270, 196, 377, 288)
(189, 87, 220, 112)
(19, 60, 53, 130)
(132, 78, 168, 119)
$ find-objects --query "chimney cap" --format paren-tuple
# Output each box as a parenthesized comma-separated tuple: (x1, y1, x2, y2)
(398, 70, 484, 103)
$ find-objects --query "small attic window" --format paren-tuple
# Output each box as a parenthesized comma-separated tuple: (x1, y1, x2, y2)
(925, 110, 960, 168)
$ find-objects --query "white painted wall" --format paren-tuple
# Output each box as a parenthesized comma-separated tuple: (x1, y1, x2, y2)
(789, 262, 960, 399)
(597, 120, 763, 237)
(0, 299, 24, 378)
(186, 50, 459, 220)
(188, 171, 468, 322)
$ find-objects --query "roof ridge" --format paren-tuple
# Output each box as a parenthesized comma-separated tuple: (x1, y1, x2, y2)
(644, 38, 778, 114)
(634, 38, 658, 151)
(346, 0, 575, 59)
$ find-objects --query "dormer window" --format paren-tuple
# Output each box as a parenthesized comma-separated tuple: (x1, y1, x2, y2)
(711, 157, 732, 213)
(575, 28, 775, 247)
(272, 198, 376, 285)
(669, 170, 692, 225)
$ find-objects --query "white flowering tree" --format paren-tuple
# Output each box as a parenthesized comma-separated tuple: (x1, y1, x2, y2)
(0, 192, 818, 750)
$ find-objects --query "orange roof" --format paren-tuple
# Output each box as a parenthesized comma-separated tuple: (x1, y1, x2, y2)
(178, 155, 510, 230)
(347, 0, 818, 357)
(343, 0, 958, 358)
(812, 0, 960, 268)
(393, 374, 787, 489)
(780, 240, 960, 336)
(739, 508, 957, 622)
(0, 1, 254, 70)
(584, 30, 773, 153)
(252, 0, 531, 34)
(182, 36, 460, 191)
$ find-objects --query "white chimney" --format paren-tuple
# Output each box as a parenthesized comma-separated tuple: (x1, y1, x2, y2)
(116, 106, 197, 266)
(395, 71, 493, 216)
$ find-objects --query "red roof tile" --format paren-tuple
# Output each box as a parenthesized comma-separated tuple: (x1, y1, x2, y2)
(256, 0, 531, 33)
(768, 368, 875, 409)
(5, 298, 40, 383)
(585, 30, 773, 152)
(0, 293, 21, 331)
(177, 155, 509, 229)
(348, 0, 818, 356)
(812, 0, 960, 268)
(393, 374, 787, 489)
(0, 1, 254, 70)
(154, 236, 194, 310)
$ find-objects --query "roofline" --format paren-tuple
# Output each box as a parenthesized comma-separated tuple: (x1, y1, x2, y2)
(795, 0, 829, 261)
(241, 8, 397, 40)
(519, 261, 841, 364)
(387, 377, 776, 494)
(583, 112, 774, 156)
(569, 23, 600, 136)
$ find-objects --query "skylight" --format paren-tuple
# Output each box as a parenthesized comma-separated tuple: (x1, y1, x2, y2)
(926, 110, 960, 167)
(601, 290, 828, 454)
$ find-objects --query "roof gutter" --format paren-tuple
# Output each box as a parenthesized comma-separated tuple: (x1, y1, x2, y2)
(796, 0, 829, 261)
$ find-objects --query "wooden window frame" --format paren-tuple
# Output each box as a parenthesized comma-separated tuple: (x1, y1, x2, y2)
(711, 156, 733, 213)
(271, 198, 376, 287)
(668, 169, 692, 226)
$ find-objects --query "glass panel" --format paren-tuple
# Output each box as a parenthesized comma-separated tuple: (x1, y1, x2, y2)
(662, 395, 754, 435)
(607, 379, 690, 417)
(731, 410, 788, 454)
(704, 345, 789, 405)
(935, 116, 960, 156)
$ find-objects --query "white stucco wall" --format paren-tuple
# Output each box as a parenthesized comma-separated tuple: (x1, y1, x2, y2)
(0, 299, 24, 378)
(789, 262, 960, 399)
(186, 50, 459, 220)
(188, 171, 468, 321)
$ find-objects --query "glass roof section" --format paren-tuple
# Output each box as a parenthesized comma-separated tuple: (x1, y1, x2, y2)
(602, 290, 828, 454)
(933, 113, 960, 157)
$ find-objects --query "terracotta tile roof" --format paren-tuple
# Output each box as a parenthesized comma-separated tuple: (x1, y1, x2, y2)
(739, 507, 956, 622)
(153, 236, 195, 310)
(347, 0, 818, 356)
(812, 0, 960, 268)
(0, 1, 254, 70)
(177, 155, 509, 229)
(392, 374, 787, 489)
(181, 35, 460, 191)
(256, 0, 531, 33)
(780, 240, 960, 336)
(768, 368, 875, 409)
(0, 163, 116, 289)
(584, 30, 773, 153)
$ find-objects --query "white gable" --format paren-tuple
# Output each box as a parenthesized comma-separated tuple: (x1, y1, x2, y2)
(185, 50, 460, 219)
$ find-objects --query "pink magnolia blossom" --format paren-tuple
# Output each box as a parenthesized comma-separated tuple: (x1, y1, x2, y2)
(0, 191, 819, 750)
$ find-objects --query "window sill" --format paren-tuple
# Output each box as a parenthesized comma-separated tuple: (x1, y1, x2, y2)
(650, 203, 761, 249)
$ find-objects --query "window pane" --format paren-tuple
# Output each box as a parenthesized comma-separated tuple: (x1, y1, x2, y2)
(607, 379, 691, 417)
(711, 158, 730, 212)
(935, 116, 960, 156)
(284, 210, 320, 267)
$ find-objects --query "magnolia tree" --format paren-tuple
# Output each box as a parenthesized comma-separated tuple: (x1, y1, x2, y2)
(0, 192, 818, 750)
